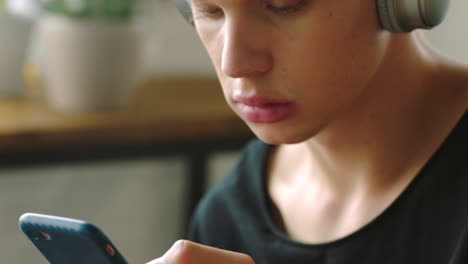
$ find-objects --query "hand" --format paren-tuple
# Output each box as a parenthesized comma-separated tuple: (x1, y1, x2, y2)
(146, 240, 255, 264)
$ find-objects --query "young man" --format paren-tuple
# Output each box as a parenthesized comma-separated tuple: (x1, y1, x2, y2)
(149, 0, 468, 263)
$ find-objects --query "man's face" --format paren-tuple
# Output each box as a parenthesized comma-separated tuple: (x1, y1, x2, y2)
(191, 0, 390, 144)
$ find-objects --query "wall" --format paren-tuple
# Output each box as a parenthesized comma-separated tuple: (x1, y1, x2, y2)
(424, 0, 468, 63)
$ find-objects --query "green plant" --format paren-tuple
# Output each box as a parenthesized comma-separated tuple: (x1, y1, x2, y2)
(40, 0, 135, 20)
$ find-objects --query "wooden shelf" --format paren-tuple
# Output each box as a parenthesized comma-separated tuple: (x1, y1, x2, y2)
(0, 78, 252, 151)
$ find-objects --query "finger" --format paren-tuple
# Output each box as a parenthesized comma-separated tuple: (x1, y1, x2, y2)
(164, 240, 254, 264)
(145, 257, 163, 264)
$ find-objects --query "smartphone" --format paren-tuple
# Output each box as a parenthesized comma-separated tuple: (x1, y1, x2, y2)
(19, 213, 128, 264)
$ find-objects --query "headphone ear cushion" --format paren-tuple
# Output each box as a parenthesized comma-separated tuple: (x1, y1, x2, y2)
(174, 0, 194, 25)
(376, 0, 405, 32)
(420, 0, 450, 27)
(377, 0, 451, 33)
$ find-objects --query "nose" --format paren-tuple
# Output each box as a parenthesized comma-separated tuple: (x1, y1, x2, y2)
(221, 16, 273, 79)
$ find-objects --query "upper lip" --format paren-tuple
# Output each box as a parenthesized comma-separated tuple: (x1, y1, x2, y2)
(232, 95, 292, 106)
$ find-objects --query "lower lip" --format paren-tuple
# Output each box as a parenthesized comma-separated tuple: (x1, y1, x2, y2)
(233, 102, 294, 123)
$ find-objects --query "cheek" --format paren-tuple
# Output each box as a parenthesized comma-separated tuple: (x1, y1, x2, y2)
(196, 28, 233, 104)
(275, 26, 389, 136)
(283, 2, 385, 95)
(196, 25, 224, 73)
(196, 27, 231, 92)
(283, 24, 387, 100)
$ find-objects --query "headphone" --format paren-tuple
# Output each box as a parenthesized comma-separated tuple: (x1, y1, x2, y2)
(174, 0, 451, 33)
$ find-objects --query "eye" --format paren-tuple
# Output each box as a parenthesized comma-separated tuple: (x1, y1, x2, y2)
(192, 3, 223, 20)
(263, 0, 309, 14)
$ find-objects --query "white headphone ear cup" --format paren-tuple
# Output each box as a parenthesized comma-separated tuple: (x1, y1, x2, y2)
(377, 0, 451, 33)
(376, 0, 405, 32)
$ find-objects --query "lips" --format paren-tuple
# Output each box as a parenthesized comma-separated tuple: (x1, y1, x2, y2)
(232, 95, 295, 123)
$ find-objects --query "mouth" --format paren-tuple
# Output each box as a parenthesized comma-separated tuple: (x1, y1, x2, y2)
(232, 96, 295, 123)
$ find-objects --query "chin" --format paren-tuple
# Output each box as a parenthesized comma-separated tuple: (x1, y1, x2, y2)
(248, 123, 323, 145)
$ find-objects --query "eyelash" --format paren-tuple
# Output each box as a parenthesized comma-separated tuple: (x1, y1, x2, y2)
(193, 7, 222, 20)
(194, 0, 307, 20)
(264, 1, 307, 15)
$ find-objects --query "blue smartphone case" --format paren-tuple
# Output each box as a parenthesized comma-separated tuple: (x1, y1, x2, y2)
(19, 213, 128, 264)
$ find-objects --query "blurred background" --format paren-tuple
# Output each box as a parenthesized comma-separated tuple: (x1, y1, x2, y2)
(0, 0, 467, 263)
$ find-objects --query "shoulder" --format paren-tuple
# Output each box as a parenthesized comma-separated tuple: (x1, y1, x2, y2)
(431, 56, 468, 102)
(187, 139, 271, 246)
(425, 110, 468, 213)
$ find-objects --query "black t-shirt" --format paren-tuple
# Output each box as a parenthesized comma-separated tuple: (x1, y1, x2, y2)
(187, 113, 468, 264)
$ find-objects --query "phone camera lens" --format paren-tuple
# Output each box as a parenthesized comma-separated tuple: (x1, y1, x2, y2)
(106, 244, 116, 256)
(40, 232, 52, 240)
(27, 231, 52, 241)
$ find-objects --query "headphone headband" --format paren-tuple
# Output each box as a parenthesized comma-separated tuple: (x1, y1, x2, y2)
(174, 0, 451, 33)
